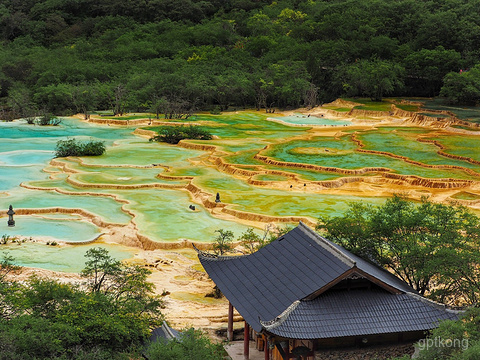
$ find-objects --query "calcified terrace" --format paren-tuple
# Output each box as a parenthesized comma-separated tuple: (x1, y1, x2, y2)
(2, 99, 480, 254)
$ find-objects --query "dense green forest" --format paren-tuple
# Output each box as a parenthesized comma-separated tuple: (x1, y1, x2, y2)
(1, 0, 480, 119)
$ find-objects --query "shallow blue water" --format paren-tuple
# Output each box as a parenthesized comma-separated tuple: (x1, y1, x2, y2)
(0, 215, 100, 242)
(269, 114, 352, 126)
(0, 242, 136, 272)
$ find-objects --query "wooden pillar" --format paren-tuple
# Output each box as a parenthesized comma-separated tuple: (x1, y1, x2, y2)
(285, 340, 290, 359)
(244, 321, 250, 360)
(227, 302, 234, 341)
(264, 336, 270, 360)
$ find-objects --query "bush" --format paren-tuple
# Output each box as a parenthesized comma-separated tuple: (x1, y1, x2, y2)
(150, 125, 212, 144)
(35, 113, 61, 126)
(414, 307, 480, 360)
(0, 249, 164, 359)
(144, 328, 225, 360)
(55, 138, 106, 157)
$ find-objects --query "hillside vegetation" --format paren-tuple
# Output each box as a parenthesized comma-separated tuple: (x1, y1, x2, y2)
(1, 0, 480, 119)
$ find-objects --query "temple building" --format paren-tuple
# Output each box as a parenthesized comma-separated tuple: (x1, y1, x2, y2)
(196, 222, 461, 360)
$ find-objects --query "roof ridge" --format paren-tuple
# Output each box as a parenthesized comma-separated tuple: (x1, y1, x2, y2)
(260, 300, 300, 330)
(161, 321, 177, 340)
(405, 292, 465, 314)
(298, 221, 356, 267)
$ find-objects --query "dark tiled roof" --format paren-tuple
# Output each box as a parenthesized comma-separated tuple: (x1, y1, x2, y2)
(197, 222, 448, 335)
(311, 228, 415, 294)
(198, 222, 353, 331)
(260, 289, 461, 339)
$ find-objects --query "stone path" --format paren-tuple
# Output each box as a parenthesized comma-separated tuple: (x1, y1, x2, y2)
(225, 340, 265, 360)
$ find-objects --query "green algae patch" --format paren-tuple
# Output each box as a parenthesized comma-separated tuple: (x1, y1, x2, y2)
(116, 188, 252, 242)
(395, 104, 420, 112)
(174, 275, 196, 282)
(343, 99, 392, 111)
(169, 291, 222, 304)
(452, 125, 480, 131)
(421, 99, 480, 123)
(450, 192, 480, 201)
(253, 174, 290, 182)
(263, 167, 345, 181)
(191, 263, 205, 272)
(262, 133, 479, 179)
(232, 123, 263, 129)
(289, 147, 352, 156)
(358, 129, 474, 167)
(329, 107, 351, 112)
(431, 135, 480, 163)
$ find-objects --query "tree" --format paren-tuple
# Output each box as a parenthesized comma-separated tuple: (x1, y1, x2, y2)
(337, 59, 405, 101)
(212, 229, 234, 255)
(6, 85, 35, 119)
(238, 228, 263, 254)
(0, 248, 164, 358)
(412, 307, 480, 360)
(33, 83, 74, 114)
(113, 84, 128, 116)
(0, 252, 20, 283)
(238, 225, 294, 254)
(317, 195, 480, 305)
(440, 65, 480, 105)
(81, 247, 159, 305)
(404, 46, 462, 97)
(71, 83, 98, 120)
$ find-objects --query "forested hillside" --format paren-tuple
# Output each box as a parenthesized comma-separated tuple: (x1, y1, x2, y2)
(1, 0, 480, 118)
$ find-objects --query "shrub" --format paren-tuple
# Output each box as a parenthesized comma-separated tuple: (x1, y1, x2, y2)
(55, 138, 106, 158)
(35, 113, 61, 126)
(0, 235, 13, 245)
(144, 328, 225, 360)
(150, 125, 212, 144)
(79, 140, 106, 156)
